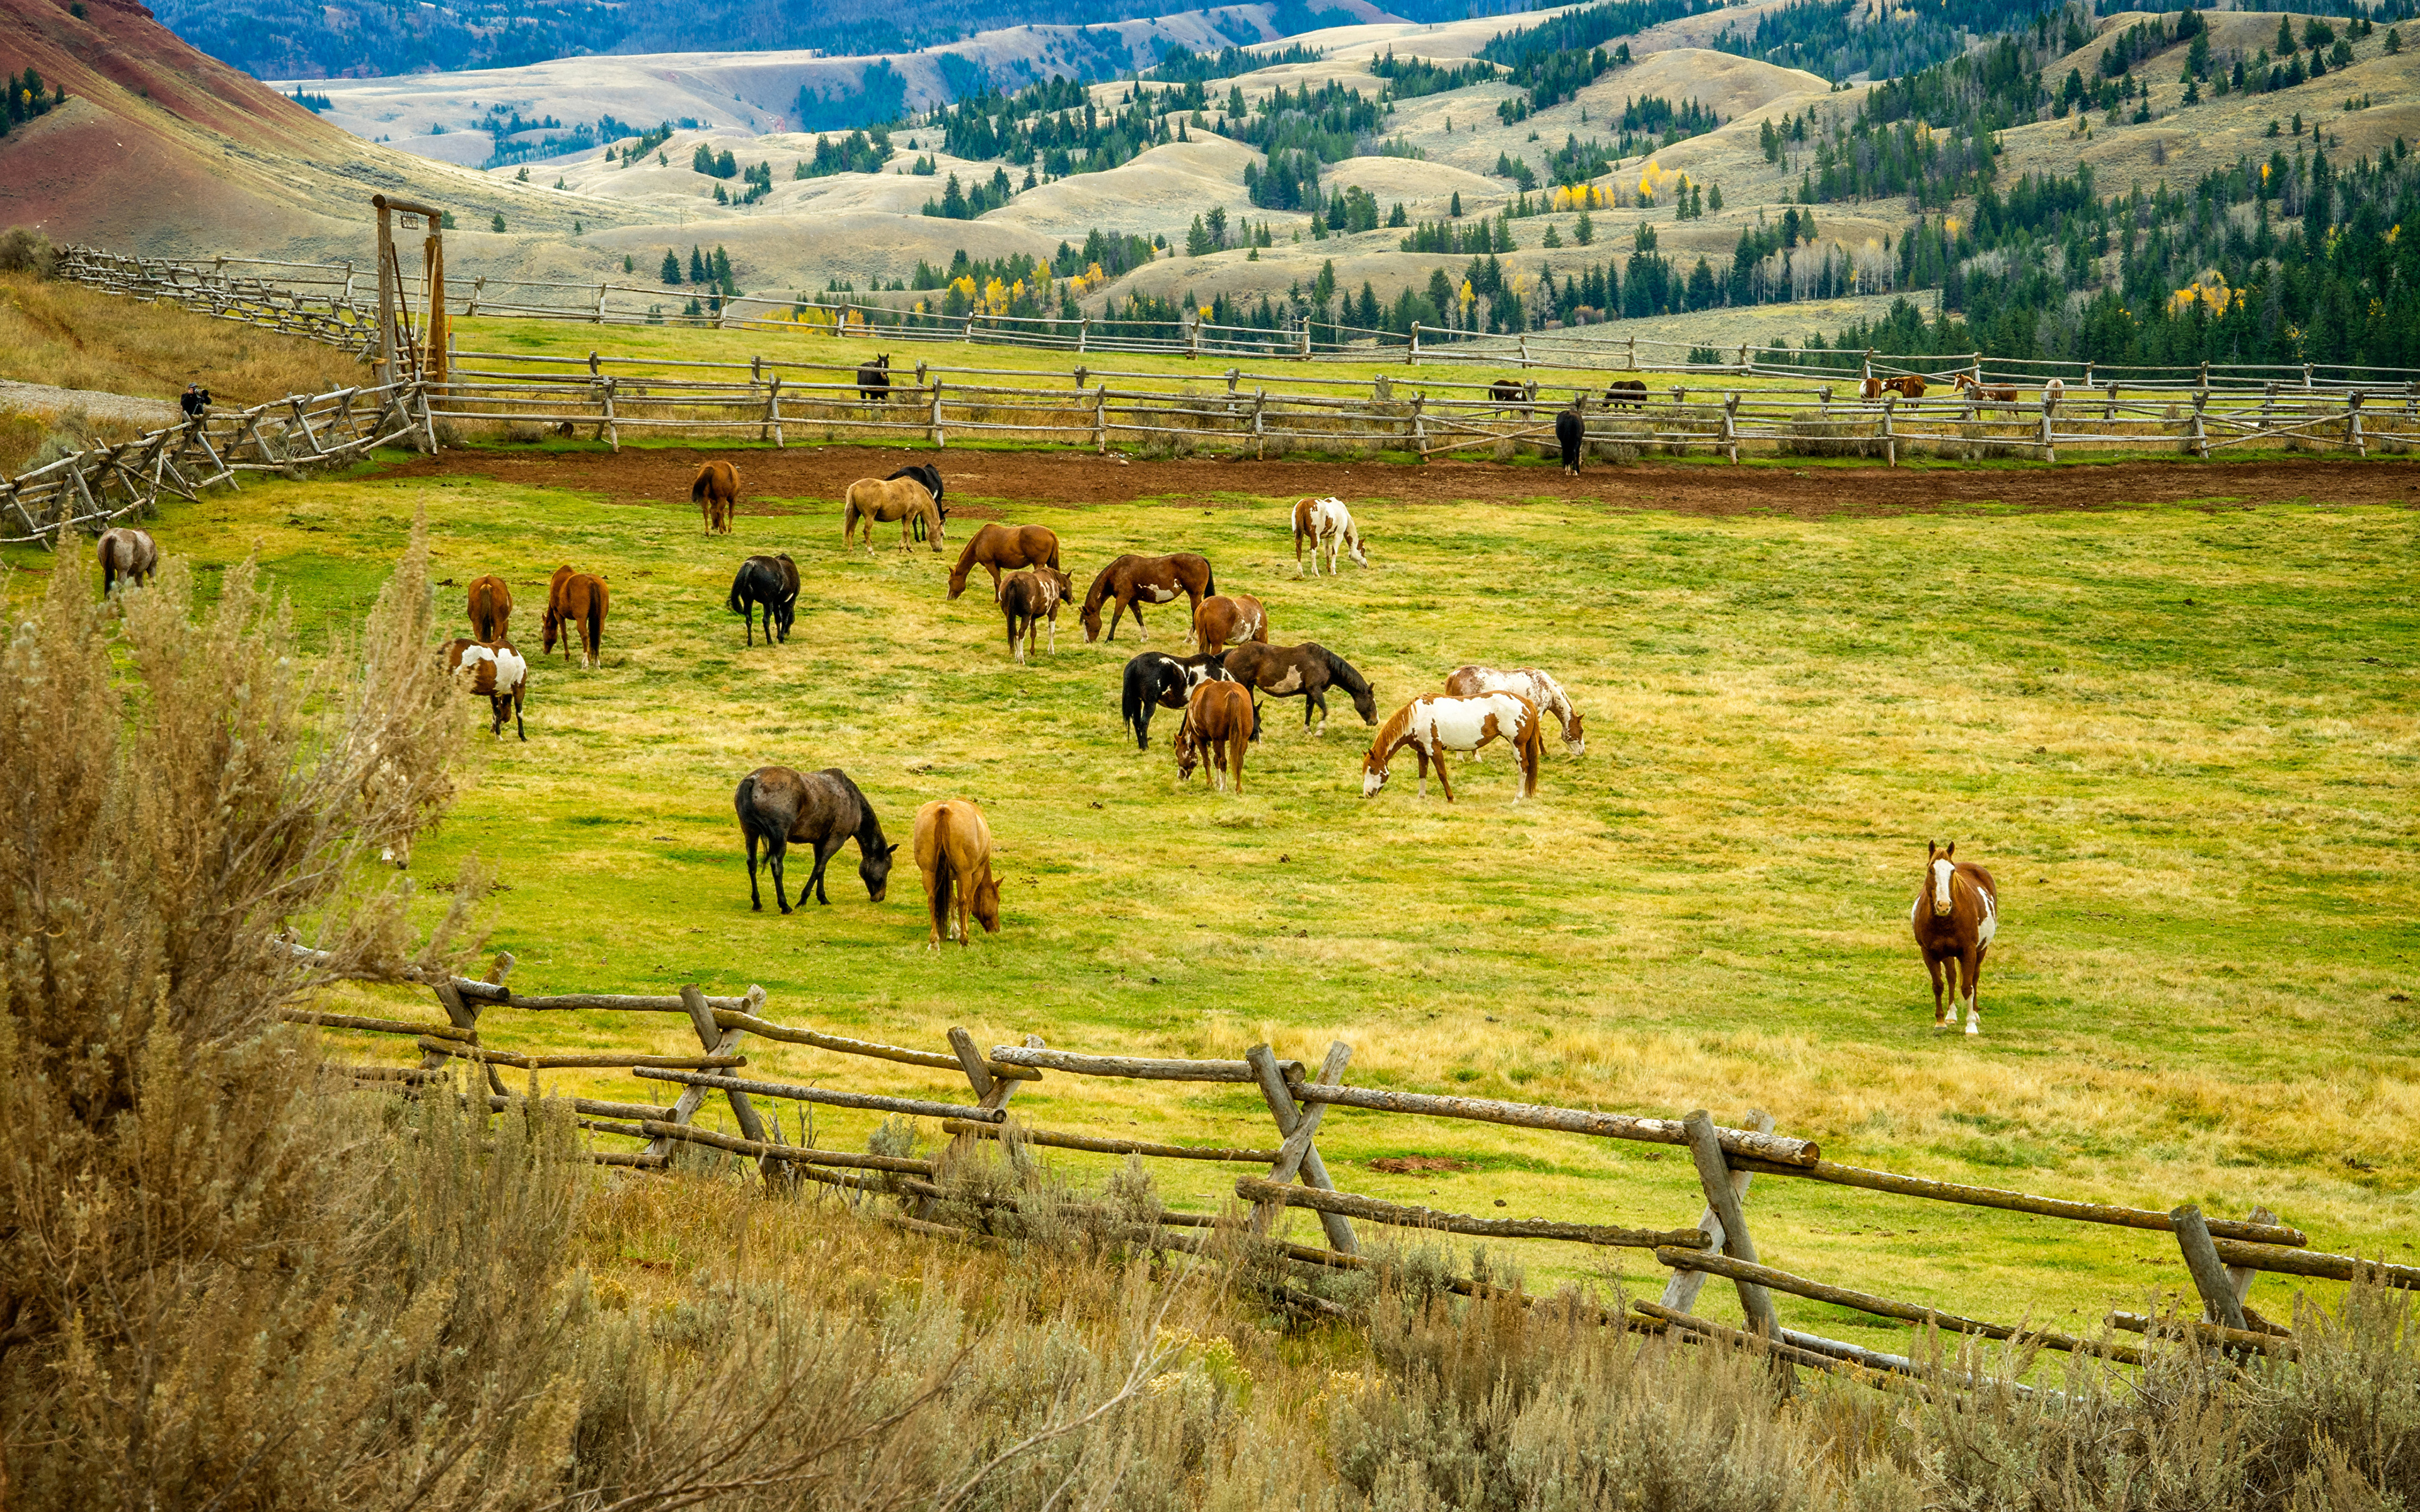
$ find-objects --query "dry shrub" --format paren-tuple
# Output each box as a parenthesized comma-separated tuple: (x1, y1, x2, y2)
(0, 410, 43, 475)
(0, 270, 364, 404)
(0, 227, 55, 277)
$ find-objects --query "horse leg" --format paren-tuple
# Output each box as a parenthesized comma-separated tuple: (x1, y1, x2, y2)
(1925, 951, 1949, 1028)
(991, 564, 1003, 602)
(1964, 946, 1986, 1036)
(809, 836, 843, 905)
(767, 837, 792, 914)
(1432, 747, 1457, 803)
(746, 828, 763, 911)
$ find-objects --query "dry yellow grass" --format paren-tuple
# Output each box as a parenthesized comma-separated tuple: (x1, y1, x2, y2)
(0, 271, 367, 406)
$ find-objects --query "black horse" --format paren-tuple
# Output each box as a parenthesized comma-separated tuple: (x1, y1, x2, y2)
(727, 553, 799, 646)
(1221, 641, 1377, 735)
(734, 765, 898, 912)
(857, 353, 892, 404)
(1120, 650, 1237, 750)
(886, 462, 948, 542)
(1555, 402, 1584, 475)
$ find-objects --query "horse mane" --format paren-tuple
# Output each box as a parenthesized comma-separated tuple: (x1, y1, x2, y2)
(950, 532, 982, 580)
(1366, 699, 1410, 761)
(1081, 558, 1128, 615)
(827, 769, 885, 851)
(1317, 645, 1370, 696)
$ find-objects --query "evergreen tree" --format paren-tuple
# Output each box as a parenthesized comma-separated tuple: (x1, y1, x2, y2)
(490, 214, 505, 233)
(689, 246, 708, 283)
(661, 249, 681, 285)
(1449, 190, 1463, 218)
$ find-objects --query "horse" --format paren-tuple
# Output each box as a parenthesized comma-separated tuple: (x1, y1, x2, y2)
(1291, 496, 1367, 576)
(439, 637, 528, 740)
(1886, 375, 1928, 399)
(1174, 679, 1255, 794)
(1080, 553, 1216, 643)
(1222, 641, 1375, 736)
(543, 565, 609, 668)
(842, 476, 945, 553)
(1603, 379, 1647, 410)
(2041, 376, 2065, 415)
(1119, 651, 1235, 749)
(1444, 665, 1584, 755)
(885, 462, 948, 542)
(1911, 840, 1999, 1036)
(692, 461, 740, 534)
(734, 765, 898, 912)
(1362, 692, 1542, 803)
(1001, 564, 1074, 662)
(950, 523, 1062, 601)
(1555, 403, 1584, 475)
(466, 575, 511, 641)
(1859, 375, 1885, 401)
(857, 353, 892, 404)
(727, 553, 799, 646)
(1191, 593, 1267, 656)
(97, 527, 158, 594)
(1956, 372, 2019, 413)
(914, 798, 1000, 947)
(1487, 377, 1524, 416)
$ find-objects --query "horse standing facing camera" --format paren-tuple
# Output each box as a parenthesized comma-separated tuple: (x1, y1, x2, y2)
(1911, 841, 1998, 1035)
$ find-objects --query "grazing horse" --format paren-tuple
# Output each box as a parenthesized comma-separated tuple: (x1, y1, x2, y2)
(1291, 496, 1367, 576)
(1001, 564, 1074, 662)
(1444, 665, 1585, 755)
(1912, 840, 1999, 1036)
(1956, 373, 2019, 413)
(2041, 377, 2065, 414)
(842, 476, 945, 553)
(466, 575, 511, 641)
(1363, 692, 1542, 803)
(727, 553, 800, 646)
(857, 353, 892, 404)
(692, 461, 740, 534)
(950, 523, 1063, 601)
(1603, 379, 1647, 410)
(1222, 641, 1375, 736)
(97, 527, 158, 594)
(1859, 375, 1885, 401)
(886, 463, 948, 542)
(440, 637, 528, 740)
(734, 765, 898, 912)
(1555, 403, 1584, 475)
(914, 798, 1000, 947)
(1886, 375, 1928, 399)
(1080, 553, 1216, 643)
(543, 566, 609, 668)
(1191, 593, 1267, 656)
(1174, 679, 1255, 794)
(1487, 376, 1524, 415)
(1119, 651, 1231, 749)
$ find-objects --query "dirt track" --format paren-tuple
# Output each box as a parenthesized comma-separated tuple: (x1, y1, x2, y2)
(384, 444, 2420, 521)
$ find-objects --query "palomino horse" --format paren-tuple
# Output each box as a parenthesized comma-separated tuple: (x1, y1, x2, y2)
(543, 565, 609, 668)
(1363, 692, 1542, 803)
(439, 638, 529, 740)
(1192, 594, 1267, 656)
(914, 798, 1000, 947)
(1291, 496, 1368, 576)
(950, 523, 1062, 601)
(735, 765, 898, 912)
(1911, 841, 1999, 1035)
(1001, 565, 1073, 662)
(727, 554, 799, 646)
(1444, 665, 1585, 755)
(1119, 650, 1233, 748)
(842, 475, 945, 553)
(692, 461, 740, 534)
(1222, 641, 1375, 735)
(2041, 377, 2065, 414)
(467, 575, 511, 641)
(1080, 553, 1216, 643)
(97, 528, 158, 594)
(1174, 679, 1255, 793)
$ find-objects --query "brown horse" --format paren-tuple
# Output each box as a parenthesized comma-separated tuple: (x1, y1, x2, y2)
(97, 527, 158, 594)
(914, 798, 1000, 948)
(950, 524, 1062, 601)
(1223, 641, 1374, 735)
(734, 765, 897, 912)
(1955, 373, 2019, 413)
(1362, 692, 1542, 803)
(1192, 593, 1267, 655)
(1080, 553, 1216, 643)
(543, 565, 609, 668)
(467, 575, 511, 641)
(439, 638, 529, 740)
(842, 476, 945, 553)
(1001, 565, 1074, 662)
(1174, 679, 1255, 793)
(692, 461, 740, 534)
(1885, 375, 1928, 399)
(1911, 841, 1999, 1036)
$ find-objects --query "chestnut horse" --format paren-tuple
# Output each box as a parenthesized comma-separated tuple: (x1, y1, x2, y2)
(950, 523, 1062, 601)
(914, 798, 1000, 947)
(1174, 679, 1255, 794)
(842, 475, 945, 553)
(1911, 840, 1999, 1035)
(1080, 553, 1216, 643)
(692, 461, 740, 534)
(543, 565, 609, 668)
(734, 765, 897, 912)
(97, 527, 158, 594)
(1955, 373, 2019, 413)
(1001, 564, 1073, 662)
(467, 575, 511, 641)
(1363, 692, 1541, 802)
(1221, 641, 1374, 735)
(1192, 593, 1267, 656)
(1291, 496, 1367, 576)
(1444, 665, 1584, 755)
(439, 638, 528, 740)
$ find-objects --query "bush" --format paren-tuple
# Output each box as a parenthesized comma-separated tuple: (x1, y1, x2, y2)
(0, 226, 56, 276)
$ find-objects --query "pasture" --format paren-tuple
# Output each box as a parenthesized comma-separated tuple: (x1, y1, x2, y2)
(6, 438, 2414, 1344)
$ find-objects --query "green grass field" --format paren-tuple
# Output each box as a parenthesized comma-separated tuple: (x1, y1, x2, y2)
(7, 441, 2414, 1356)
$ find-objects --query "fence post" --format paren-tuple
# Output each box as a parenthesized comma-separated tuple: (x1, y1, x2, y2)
(1680, 1111, 1781, 1339)
(2190, 389, 2208, 459)
(928, 380, 945, 447)
(2303, 363, 2315, 392)
(1078, 316, 1088, 354)
(2172, 1205, 2249, 1332)
(1518, 334, 1531, 369)
(1252, 387, 1267, 461)
(2083, 360, 2094, 389)
(2198, 360, 2209, 389)
(1737, 342, 1750, 372)
(1299, 320, 1310, 361)
(2348, 391, 2365, 457)
(764, 375, 783, 447)
(1818, 384, 1831, 418)
(1722, 391, 1739, 464)
(2037, 399, 2055, 464)
(1860, 348, 1874, 382)
(1244, 1043, 1359, 1255)
(2107, 380, 2121, 423)
(1409, 320, 1420, 364)
(1661, 1111, 1773, 1312)
(1881, 394, 1896, 468)
(1226, 366, 1240, 394)
(1410, 394, 1426, 459)
(600, 376, 619, 453)
(1093, 384, 1108, 454)
(681, 985, 782, 1181)
(2223, 1205, 2280, 1324)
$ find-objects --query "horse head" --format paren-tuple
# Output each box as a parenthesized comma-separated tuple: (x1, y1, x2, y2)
(1562, 710, 1586, 756)
(971, 872, 1001, 934)
(1360, 745, 1390, 797)
(1173, 716, 1201, 782)
(1927, 841, 1957, 917)
(861, 840, 901, 902)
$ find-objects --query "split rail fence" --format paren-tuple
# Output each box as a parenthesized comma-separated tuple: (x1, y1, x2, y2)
(311, 952, 2419, 1397)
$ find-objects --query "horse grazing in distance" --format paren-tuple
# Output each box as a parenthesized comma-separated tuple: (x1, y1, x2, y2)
(1955, 372, 2019, 413)
(1001, 565, 1073, 662)
(1885, 374, 1928, 399)
(735, 765, 898, 912)
(1487, 376, 1524, 415)
(543, 566, 609, 668)
(1120, 650, 1231, 749)
(951, 523, 1062, 600)
(440, 638, 529, 740)
(1911, 840, 1999, 1035)
(1445, 665, 1584, 755)
(915, 798, 1000, 947)
(857, 353, 892, 404)
(1080, 553, 1216, 643)
(2041, 376, 2065, 414)
(1603, 379, 1647, 410)
(727, 553, 799, 645)
(1555, 403, 1584, 475)
(466, 575, 511, 641)
(1291, 496, 1367, 576)
(97, 527, 158, 594)
(1191, 593, 1266, 656)
(692, 461, 740, 534)
(1223, 641, 1375, 736)
(1175, 679, 1255, 794)
(1363, 692, 1542, 803)
(842, 475, 945, 553)
(885, 463, 948, 542)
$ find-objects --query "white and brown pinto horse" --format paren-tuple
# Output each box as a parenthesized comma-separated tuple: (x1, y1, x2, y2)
(440, 638, 529, 740)
(1363, 692, 1542, 802)
(1001, 565, 1073, 662)
(1444, 665, 1584, 756)
(1911, 841, 1999, 1035)
(98, 528, 158, 594)
(1291, 496, 1367, 576)
(1080, 553, 1215, 643)
(1191, 593, 1266, 655)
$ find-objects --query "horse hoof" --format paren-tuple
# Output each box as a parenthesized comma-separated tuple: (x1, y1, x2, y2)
(1965, 1021, 1981, 1036)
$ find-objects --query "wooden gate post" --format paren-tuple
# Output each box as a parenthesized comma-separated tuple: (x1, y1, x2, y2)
(1661, 1111, 1774, 1312)
(2172, 1205, 2250, 1331)
(1408, 321, 1421, 364)
(2223, 1205, 2280, 1325)
(1881, 394, 1896, 468)
(1244, 1043, 1359, 1255)
(928, 380, 945, 447)
(1093, 384, 1108, 454)
(679, 985, 780, 1181)
(2347, 392, 2365, 457)
(1410, 394, 1427, 459)
(1252, 387, 1267, 461)
(763, 376, 784, 447)
(2190, 389, 2208, 460)
(2037, 399, 2055, 463)
(1722, 392, 1739, 464)
(599, 377, 619, 452)
(1680, 1110, 1781, 1337)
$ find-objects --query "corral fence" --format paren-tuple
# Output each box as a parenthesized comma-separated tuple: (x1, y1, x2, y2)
(309, 946, 2416, 1395)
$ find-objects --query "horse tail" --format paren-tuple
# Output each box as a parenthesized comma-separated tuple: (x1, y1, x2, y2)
(928, 806, 956, 940)
(727, 563, 751, 616)
(1121, 660, 1146, 735)
(584, 585, 605, 660)
(734, 772, 763, 840)
(1202, 561, 1217, 597)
